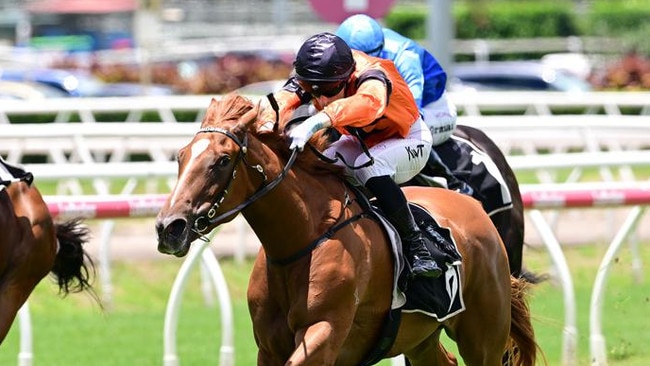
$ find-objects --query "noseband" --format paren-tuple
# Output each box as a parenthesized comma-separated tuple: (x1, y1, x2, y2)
(191, 126, 298, 240)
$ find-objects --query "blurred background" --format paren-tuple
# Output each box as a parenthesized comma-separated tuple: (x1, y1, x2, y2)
(0, 0, 648, 98)
(2, 2, 650, 365)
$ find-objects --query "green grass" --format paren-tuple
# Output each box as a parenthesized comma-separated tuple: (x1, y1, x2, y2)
(1, 243, 649, 365)
(515, 166, 650, 185)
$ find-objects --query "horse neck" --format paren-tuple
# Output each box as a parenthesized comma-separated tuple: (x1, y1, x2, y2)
(241, 152, 346, 261)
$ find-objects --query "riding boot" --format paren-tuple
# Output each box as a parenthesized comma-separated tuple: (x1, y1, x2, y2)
(365, 176, 444, 279)
(427, 149, 473, 196)
(390, 205, 449, 279)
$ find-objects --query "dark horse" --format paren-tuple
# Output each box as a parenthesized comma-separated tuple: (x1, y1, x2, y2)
(445, 125, 527, 279)
(0, 165, 95, 344)
(156, 94, 539, 365)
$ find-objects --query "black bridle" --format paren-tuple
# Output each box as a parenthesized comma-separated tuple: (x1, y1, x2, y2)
(189, 95, 371, 266)
(191, 125, 298, 240)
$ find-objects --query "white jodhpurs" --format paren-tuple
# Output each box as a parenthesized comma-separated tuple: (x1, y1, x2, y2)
(421, 91, 457, 146)
(324, 118, 433, 185)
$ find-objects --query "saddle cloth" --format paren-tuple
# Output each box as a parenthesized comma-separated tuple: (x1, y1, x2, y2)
(432, 134, 513, 217)
(0, 158, 33, 190)
(360, 201, 466, 365)
(372, 201, 465, 320)
(401, 203, 465, 321)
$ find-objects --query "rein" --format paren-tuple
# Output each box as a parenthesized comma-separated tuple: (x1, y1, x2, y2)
(308, 127, 375, 170)
(191, 126, 298, 240)
(266, 188, 371, 266)
(286, 104, 374, 171)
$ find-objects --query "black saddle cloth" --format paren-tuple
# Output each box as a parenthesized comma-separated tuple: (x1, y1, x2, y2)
(368, 198, 465, 320)
(359, 201, 465, 365)
(0, 159, 33, 187)
(418, 136, 512, 216)
(401, 203, 465, 320)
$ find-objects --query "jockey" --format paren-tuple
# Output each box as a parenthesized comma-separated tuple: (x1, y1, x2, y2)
(335, 14, 472, 195)
(262, 32, 456, 279)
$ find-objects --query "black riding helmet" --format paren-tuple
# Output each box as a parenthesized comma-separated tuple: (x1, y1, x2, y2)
(294, 32, 356, 83)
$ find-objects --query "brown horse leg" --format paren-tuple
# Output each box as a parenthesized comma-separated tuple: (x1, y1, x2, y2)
(490, 210, 523, 277)
(403, 331, 458, 366)
(434, 342, 459, 365)
(450, 279, 511, 365)
(286, 320, 351, 364)
(0, 280, 37, 344)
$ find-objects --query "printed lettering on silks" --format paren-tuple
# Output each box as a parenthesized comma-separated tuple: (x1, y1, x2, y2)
(431, 124, 454, 135)
(405, 144, 425, 161)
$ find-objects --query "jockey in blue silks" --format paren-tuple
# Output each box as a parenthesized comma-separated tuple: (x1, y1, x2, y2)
(336, 14, 472, 195)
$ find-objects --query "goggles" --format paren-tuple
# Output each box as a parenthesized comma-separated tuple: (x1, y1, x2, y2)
(298, 80, 346, 98)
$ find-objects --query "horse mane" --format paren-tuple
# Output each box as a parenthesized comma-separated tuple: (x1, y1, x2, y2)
(205, 93, 344, 177)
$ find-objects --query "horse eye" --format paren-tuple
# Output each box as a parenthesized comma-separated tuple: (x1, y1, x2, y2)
(216, 155, 231, 168)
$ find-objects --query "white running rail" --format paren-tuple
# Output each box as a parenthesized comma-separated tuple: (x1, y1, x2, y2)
(13, 183, 649, 365)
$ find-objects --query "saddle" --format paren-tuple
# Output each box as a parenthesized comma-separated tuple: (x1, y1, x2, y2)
(368, 198, 464, 318)
(0, 158, 33, 188)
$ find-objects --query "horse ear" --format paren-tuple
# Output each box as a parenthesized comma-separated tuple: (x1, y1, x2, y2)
(236, 100, 261, 130)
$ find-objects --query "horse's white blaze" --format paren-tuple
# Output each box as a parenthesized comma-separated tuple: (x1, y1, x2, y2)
(170, 138, 210, 206)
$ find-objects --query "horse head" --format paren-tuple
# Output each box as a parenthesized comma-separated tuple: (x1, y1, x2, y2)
(156, 94, 264, 256)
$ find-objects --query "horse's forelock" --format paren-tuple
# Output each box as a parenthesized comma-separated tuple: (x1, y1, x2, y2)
(202, 93, 255, 129)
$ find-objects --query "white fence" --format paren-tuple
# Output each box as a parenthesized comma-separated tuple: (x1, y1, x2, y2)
(2, 112, 649, 195)
(1, 91, 650, 124)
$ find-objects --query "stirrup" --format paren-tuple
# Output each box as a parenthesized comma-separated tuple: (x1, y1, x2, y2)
(410, 256, 443, 279)
(454, 183, 474, 196)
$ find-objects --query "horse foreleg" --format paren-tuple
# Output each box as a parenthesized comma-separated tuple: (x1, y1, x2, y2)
(287, 320, 345, 365)
(403, 332, 458, 366)
(0, 282, 34, 344)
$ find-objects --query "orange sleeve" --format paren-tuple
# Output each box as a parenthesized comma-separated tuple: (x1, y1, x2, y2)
(322, 79, 387, 128)
(259, 89, 302, 124)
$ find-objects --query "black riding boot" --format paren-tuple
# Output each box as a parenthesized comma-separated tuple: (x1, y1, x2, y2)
(427, 149, 473, 196)
(366, 176, 444, 279)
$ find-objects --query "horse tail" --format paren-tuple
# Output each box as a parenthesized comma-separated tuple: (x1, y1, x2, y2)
(51, 218, 97, 299)
(504, 276, 544, 366)
(519, 265, 548, 285)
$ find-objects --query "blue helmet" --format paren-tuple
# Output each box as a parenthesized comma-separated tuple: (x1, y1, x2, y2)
(335, 14, 385, 57)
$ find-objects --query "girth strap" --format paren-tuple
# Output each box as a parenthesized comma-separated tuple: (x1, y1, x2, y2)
(266, 212, 370, 266)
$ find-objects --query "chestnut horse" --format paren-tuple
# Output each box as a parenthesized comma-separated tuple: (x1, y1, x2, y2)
(156, 94, 538, 365)
(0, 171, 95, 344)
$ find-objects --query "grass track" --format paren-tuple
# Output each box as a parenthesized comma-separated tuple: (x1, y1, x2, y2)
(1, 242, 648, 365)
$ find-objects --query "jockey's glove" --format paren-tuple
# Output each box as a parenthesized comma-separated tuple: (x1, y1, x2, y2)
(288, 112, 332, 151)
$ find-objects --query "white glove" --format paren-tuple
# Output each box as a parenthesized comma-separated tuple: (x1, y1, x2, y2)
(288, 112, 332, 151)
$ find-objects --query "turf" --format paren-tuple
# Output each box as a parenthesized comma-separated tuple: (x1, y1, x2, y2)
(1, 240, 648, 365)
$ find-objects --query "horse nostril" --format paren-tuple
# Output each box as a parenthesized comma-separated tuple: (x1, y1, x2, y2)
(165, 218, 188, 241)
